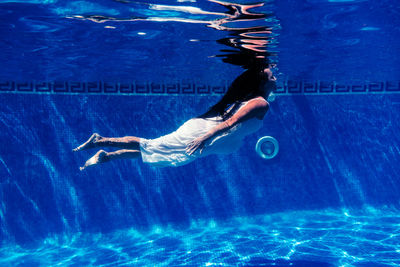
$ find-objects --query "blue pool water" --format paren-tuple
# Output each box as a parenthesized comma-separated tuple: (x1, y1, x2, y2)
(1, 0, 400, 266)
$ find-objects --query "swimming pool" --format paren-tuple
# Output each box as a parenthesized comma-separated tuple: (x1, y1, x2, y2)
(1, 0, 400, 266)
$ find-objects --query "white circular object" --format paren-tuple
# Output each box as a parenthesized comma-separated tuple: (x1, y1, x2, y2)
(255, 136, 279, 159)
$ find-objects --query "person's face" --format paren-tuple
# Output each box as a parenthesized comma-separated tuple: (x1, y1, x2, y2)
(261, 67, 277, 97)
(263, 67, 276, 81)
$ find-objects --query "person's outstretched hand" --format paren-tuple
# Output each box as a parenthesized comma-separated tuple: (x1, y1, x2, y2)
(186, 136, 207, 155)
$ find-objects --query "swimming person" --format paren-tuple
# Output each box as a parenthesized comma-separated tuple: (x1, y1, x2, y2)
(73, 65, 276, 170)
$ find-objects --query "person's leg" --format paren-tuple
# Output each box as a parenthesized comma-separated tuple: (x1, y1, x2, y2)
(80, 149, 141, 171)
(73, 133, 141, 151)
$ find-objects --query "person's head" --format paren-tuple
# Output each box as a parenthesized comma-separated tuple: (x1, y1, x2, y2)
(200, 63, 277, 119)
(245, 63, 277, 99)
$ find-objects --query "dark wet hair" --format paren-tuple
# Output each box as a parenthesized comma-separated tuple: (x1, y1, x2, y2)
(199, 64, 275, 120)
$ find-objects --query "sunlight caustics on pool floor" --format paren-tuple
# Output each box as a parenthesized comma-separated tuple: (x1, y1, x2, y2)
(1, 208, 399, 266)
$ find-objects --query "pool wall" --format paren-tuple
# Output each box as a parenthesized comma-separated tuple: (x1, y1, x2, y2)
(1, 92, 399, 246)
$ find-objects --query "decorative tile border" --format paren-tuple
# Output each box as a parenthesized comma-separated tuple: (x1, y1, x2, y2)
(0, 81, 399, 95)
(275, 80, 400, 94)
(0, 81, 227, 95)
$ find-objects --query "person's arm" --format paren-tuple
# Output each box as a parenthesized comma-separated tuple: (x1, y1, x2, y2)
(186, 98, 268, 155)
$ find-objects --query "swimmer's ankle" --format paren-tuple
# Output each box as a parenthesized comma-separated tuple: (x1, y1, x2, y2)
(93, 134, 105, 145)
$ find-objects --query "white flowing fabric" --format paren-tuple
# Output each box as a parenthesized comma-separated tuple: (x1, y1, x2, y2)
(139, 99, 264, 167)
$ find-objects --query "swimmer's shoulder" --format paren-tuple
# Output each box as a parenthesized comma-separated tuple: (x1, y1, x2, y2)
(239, 97, 269, 120)
(247, 96, 269, 110)
(225, 97, 269, 123)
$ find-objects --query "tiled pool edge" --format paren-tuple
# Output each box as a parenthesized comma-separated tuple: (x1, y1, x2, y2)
(0, 80, 399, 95)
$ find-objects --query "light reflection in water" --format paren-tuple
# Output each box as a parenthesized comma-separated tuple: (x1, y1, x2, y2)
(1, 208, 399, 266)
(66, 0, 278, 65)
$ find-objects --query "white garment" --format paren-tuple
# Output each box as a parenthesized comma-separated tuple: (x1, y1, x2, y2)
(139, 98, 265, 167)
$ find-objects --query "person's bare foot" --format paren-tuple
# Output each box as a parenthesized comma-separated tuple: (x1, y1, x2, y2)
(73, 133, 102, 152)
(80, 150, 108, 171)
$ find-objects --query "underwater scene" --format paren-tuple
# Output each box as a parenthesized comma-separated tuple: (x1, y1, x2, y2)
(1, 0, 400, 266)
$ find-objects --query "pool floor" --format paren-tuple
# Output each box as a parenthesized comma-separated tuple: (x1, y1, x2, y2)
(1, 208, 399, 266)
